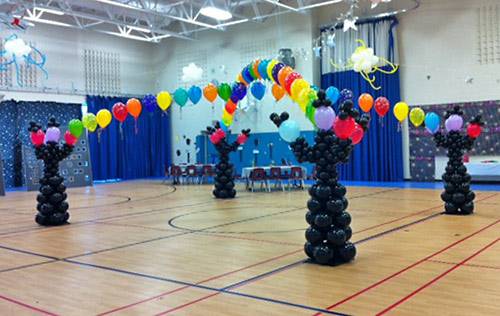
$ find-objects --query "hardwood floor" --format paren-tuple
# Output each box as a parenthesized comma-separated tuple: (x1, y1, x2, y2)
(0, 180, 498, 315)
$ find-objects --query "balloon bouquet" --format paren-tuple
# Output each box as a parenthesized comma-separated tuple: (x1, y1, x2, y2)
(270, 90, 370, 265)
(427, 106, 484, 215)
(28, 118, 83, 226)
(206, 123, 251, 199)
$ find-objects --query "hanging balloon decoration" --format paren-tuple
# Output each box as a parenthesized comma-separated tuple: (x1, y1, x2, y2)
(173, 88, 189, 107)
(358, 93, 374, 113)
(271, 84, 285, 102)
(142, 94, 157, 113)
(82, 113, 98, 132)
(393, 101, 409, 129)
(157, 91, 172, 113)
(68, 119, 84, 139)
(126, 98, 142, 133)
(188, 85, 202, 104)
(230, 82, 247, 103)
(374, 96, 390, 121)
(325, 86, 340, 104)
(409, 107, 425, 127)
(218, 83, 232, 102)
(424, 112, 440, 134)
(112, 102, 128, 135)
(348, 39, 399, 90)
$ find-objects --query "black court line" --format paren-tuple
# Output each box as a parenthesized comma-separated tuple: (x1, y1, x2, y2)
(0, 260, 57, 274)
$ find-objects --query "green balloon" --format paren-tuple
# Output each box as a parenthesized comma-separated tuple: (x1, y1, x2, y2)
(82, 113, 97, 132)
(248, 64, 257, 80)
(174, 88, 189, 107)
(68, 119, 84, 138)
(305, 102, 316, 126)
(218, 83, 232, 102)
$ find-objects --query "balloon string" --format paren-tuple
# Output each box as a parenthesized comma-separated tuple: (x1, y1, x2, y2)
(379, 117, 384, 127)
(134, 119, 138, 135)
(397, 123, 401, 132)
(97, 128, 102, 143)
(119, 123, 123, 140)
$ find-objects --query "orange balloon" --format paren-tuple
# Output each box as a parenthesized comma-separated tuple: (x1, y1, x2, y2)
(238, 73, 248, 86)
(203, 83, 218, 103)
(126, 98, 142, 119)
(278, 66, 294, 88)
(358, 93, 374, 113)
(271, 84, 286, 102)
(252, 59, 261, 79)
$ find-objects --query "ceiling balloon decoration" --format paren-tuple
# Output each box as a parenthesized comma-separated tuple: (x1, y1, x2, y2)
(0, 34, 48, 86)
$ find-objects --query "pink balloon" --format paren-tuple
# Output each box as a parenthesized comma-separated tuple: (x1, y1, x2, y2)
(64, 131, 78, 146)
(30, 130, 45, 147)
(350, 123, 364, 145)
(237, 134, 248, 145)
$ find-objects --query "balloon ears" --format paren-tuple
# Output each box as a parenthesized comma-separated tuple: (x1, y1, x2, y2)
(269, 112, 290, 127)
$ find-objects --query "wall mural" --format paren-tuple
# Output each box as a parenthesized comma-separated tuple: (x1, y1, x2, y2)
(409, 100, 500, 181)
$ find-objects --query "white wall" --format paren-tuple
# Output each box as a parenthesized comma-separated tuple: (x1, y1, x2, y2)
(0, 23, 156, 101)
(153, 12, 315, 164)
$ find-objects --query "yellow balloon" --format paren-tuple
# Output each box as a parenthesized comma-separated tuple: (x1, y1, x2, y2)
(222, 109, 233, 126)
(409, 107, 425, 127)
(290, 79, 310, 101)
(96, 109, 112, 129)
(393, 101, 409, 123)
(266, 59, 278, 83)
(157, 91, 172, 111)
(296, 88, 311, 111)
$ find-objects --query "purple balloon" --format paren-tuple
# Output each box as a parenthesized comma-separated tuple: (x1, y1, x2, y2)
(445, 114, 463, 132)
(44, 127, 60, 143)
(340, 89, 353, 103)
(271, 63, 285, 83)
(314, 106, 336, 130)
(142, 94, 157, 113)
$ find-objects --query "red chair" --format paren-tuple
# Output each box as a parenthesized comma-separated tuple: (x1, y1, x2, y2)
(249, 168, 270, 192)
(290, 166, 305, 189)
(170, 165, 183, 185)
(201, 165, 215, 184)
(185, 165, 200, 184)
(269, 167, 285, 191)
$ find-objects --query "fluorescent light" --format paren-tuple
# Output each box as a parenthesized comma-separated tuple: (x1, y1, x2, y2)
(200, 6, 232, 21)
(262, 0, 298, 12)
(24, 16, 72, 27)
(102, 31, 153, 42)
(35, 7, 65, 16)
(92, 0, 137, 10)
(128, 25, 151, 33)
(217, 18, 249, 27)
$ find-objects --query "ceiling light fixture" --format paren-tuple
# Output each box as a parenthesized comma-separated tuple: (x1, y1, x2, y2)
(92, 0, 136, 10)
(24, 16, 72, 27)
(102, 31, 153, 42)
(35, 7, 65, 16)
(200, 6, 232, 21)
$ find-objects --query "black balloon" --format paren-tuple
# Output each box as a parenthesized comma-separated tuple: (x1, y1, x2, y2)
(29, 119, 74, 226)
(432, 109, 483, 216)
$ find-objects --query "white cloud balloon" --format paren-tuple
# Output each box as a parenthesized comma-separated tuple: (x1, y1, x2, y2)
(5, 37, 32, 58)
(181, 62, 203, 83)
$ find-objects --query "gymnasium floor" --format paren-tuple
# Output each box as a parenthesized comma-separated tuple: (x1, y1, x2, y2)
(0, 180, 499, 315)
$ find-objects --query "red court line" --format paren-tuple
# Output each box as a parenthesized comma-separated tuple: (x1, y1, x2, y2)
(154, 292, 220, 316)
(204, 233, 303, 246)
(0, 294, 59, 316)
(376, 238, 500, 315)
(428, 259, 500, 271)
(96, 248, 303, 315)
(312, 218, 500, 316)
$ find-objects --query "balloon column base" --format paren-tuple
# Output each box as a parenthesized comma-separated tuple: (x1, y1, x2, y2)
(35, 212, 70, 226)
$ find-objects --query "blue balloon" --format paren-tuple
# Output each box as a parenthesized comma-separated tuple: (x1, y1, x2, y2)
(220, 120, 229, 132)
(188, 86, 202, 104)
(258, 60, 269, 80)
(279, 120, 300, 142)
(339, 89, 353, 102)
(311, 85, 320, 92)
(142, 94, 157, 112)
(251, 81, 266, 100)
(242, 67, 254, 84)
(326, 86, 340, 103)
(425, 112, 440, 134)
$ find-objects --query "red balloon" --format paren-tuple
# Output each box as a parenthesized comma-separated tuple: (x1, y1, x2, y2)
(209, 134, 220, 144)
(112, 102, 128, 123)
(30, 130, 45, 147)
(284, 72, 302, 95)
(64, 130, 78, 146)
(225, 100, 237, 114)
(237, 134, 248, 145)
(467, 124, 481, 138)
(374, 97, 390, 118)
(350, 123, 364, 145)
(334, 116, 356, 139)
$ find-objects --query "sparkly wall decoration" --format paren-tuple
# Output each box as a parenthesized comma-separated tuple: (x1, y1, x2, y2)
(0, 100, 82, 188)
(409, 100, 500, 181)
(0, 156, 5, 195)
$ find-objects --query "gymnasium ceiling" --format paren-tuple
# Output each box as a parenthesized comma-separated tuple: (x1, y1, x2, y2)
(0, 0, 417, 43)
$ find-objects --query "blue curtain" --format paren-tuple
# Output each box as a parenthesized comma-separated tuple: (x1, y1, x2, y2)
(86, 96, 171, 181)
(321, 68, 403, 181)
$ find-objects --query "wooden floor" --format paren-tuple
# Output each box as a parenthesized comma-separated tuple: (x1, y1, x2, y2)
(0, 180, 499, 316)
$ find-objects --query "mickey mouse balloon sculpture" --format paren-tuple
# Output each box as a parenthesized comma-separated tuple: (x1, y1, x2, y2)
(28, 118, 82, 226)
(270, 90, 370, 265)
(206, 122, 251, 199)
(431, 106, 484, 215)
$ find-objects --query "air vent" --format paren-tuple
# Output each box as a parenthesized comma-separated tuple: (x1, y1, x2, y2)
(477, 4, 500, 64)
(84, 49, 121, 95)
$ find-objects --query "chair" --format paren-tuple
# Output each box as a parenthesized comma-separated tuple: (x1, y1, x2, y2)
(200, 165, 215, 184)
(290, 166, 305, 189)
(162, 164, 170, 183)
(170, 165, 183, 185)
(249, 168, 270, 192)
(269, 167, 285, 191)
(185, 165, 200, 184)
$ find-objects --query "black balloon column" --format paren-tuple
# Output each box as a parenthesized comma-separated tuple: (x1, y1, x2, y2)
(432, 106, 483, 215)
(28, 118, 76, 226)
(270, 91, 370, 266)
(206, 122, 250, 199)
